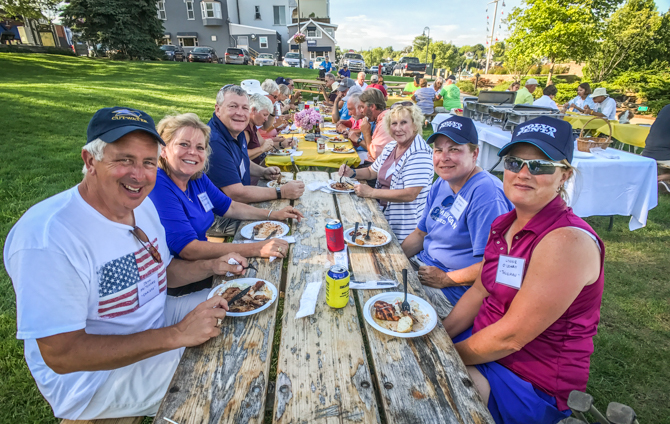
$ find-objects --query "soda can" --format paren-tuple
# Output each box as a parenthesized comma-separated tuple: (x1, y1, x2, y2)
(326, 265, 350, 308)
(325, 219, 344, 252)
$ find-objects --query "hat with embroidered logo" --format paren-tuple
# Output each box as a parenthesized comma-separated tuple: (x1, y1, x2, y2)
(498, 116, 574, 163)
(241, 79, 268, 96)
(426, 115, 479, 146)
(86, 107, 164, 145)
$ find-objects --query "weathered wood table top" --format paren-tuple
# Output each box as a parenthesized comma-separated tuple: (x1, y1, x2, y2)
(156, 171, 492, 424)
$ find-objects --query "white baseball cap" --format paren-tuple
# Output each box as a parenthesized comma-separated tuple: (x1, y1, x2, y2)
(590, 87, 609, 98)
(331, 82, 340, 91)
(525, 78, 538, 86)
(240, 79, 268, 96)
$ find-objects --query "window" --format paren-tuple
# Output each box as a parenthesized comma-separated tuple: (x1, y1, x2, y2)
(178, 37, 199, 47)
(309, 51, 316, 60)
(237, 36, 248, 46)
(158, 35, 171, 45)
(324, 28, 333, 37)
(254, 6, 261, 20)
(201, 1, 222, 19)
(259, 36, 268, 48)
(185, 1, 195, 20)
(156, 1, 166, 20)
(307, 28, 321, 38)
(211, 35, 217, 41)
(273, 6, 286, 25)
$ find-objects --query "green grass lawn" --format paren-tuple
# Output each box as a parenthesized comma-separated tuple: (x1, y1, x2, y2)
(1, 53, 669, 423)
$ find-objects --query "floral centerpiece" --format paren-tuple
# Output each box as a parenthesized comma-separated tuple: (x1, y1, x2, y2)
(292, 32, 306, 44)
(295, 108, 323, 132)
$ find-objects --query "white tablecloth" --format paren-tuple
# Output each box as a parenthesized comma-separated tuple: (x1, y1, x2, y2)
(432, 114, 658, 230)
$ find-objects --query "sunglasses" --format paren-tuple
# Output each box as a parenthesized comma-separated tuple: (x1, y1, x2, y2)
(130, 226, 162, 264)
(391, 101, 414, 109)
(503, 156, 568, 175)
(441, 196, 455, 209)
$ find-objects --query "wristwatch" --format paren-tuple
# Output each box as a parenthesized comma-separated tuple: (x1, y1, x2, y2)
(276, 187, 282, 199)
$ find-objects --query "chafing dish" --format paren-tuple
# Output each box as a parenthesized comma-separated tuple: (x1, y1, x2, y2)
(467, 91, 516, 122)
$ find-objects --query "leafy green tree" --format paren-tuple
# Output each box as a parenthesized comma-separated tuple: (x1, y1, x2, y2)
(383, 46, 394, 60)
(506, 0, 600, 83)
(359, 47, 384, 66)
(413, 41, 461, 73)
(62, 0, 165, 60)
(492, 41, 505, 60)
(0, 0, 60, 20)
(412, 34, 431, 53)
(585, 0, 662, 82)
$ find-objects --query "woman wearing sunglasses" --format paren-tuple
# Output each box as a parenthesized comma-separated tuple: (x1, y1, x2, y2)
(443, 117, 605, 424)
(337, 103, 434, 242)
(401, 116, 513, 316)
(148, 113, 303, 296)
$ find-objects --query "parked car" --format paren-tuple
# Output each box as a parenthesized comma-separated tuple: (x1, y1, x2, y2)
(282, 52, 307, 68)
(382, 61, 396, 75)
(188, 47, 217, 63)
(339, 52, 366, 72)
(160, 45, 185, 62)
(254, 53, 276, 66)
(393, 57, 426, 77)
(225, 47, 252, 65)
(367, 65, 380, 74)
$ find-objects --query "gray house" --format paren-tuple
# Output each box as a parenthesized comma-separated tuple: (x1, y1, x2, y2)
(287, 18, 337, 64)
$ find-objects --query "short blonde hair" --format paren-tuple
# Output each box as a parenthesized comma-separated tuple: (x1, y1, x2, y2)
(157, 113, 211, 180)
(419, 78, 428, 87)
(385, 104, 424, 135)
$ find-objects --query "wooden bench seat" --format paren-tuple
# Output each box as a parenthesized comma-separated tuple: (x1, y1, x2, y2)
(61, 417, 144, 424)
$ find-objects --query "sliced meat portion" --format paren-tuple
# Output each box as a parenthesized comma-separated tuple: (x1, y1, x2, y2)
(253, 280, 265, 292)
(221, 287, 241, 302)
(374, 300, 399, 321)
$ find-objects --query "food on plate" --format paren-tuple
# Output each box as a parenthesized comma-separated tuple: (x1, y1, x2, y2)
(374, 300, 399, 321)
(269, 149, 291, 155)
(268, 175, 289, 188)
(253, 222, 284, 239)
(330, 181, 354, 191)
(396, 316, 413, 333)
(348, 228, 388, 246)
(332, 145, 352, 152)
(218, 280, 271, 313)
(372, 298, 427, 333)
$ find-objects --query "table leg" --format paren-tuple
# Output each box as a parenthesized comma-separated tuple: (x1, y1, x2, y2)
(608, 216, 614, 231)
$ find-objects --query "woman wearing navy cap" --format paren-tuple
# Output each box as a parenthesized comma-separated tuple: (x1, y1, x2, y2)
(443, 116, 605, 423)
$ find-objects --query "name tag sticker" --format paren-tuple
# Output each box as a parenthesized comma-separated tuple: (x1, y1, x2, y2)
(495, 255, 525, 290)
(239, 160, 246, 177)
(137, 273, 160, 307)
(197, 192, 214, 212)
(450, 194, 468, 221)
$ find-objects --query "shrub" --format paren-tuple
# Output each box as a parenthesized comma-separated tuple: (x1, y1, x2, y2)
(457, 81, 476, 95)
(644, 98, 670, 116)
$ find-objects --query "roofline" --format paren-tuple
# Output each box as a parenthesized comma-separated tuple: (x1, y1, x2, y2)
(288, 18, 337, 43)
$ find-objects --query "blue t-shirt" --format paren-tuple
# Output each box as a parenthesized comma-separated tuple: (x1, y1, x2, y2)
(338, 69, 351, 78)
(207, 113, 251, 188)
(417, 172, 513, 272)
(339, 102, 351, 120)
(414, 87, 437, 114)
(149, 168, 232, 257)
(321, 61, 332, 72)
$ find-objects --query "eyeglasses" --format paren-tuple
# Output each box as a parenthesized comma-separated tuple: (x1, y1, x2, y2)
(130, 226, 162, 264)
(391, 101, 414, 109)
(503, 156, 568, 176)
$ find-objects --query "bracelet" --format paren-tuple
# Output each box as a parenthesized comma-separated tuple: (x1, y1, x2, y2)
(267, 208, 273, 219)
(279, 140, 283, 148)
(352, 169, 357, 178)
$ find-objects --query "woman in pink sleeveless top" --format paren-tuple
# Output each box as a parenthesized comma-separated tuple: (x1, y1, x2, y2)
(443, 117, 604, 424)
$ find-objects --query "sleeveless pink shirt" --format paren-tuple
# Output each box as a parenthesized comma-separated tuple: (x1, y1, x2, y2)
(472, 195, 605, 410)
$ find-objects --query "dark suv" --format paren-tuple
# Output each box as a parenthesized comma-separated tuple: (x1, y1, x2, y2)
(188, 47, 218, 63)
(160, 45, 185, 62)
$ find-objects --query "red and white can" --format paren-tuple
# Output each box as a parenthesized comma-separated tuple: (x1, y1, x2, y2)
(325, 219, 344, 252)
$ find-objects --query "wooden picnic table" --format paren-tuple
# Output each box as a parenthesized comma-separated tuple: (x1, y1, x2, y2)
(156, 171, 492, 424)
(292, 79, 326, 95)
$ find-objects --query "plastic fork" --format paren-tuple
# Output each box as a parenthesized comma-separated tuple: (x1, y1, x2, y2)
(401, 269, 410, 313)
(365, 221, 372, 241)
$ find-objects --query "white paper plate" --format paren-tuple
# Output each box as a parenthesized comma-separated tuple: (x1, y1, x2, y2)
(363, 292, 437, 338)
(240, 221, 290, 239)
(208, 278, 278, 317)
(331, 148, 355, 154)
(267, 180, 290, 188)
(344, 226, 392, 248)
(573, 150, 594, 159)
(328, 181, 356, 193)
(267, 149, 293, 156)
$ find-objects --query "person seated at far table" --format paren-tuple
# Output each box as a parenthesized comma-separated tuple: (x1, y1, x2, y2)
(514, 78, 538, 105)
(367, 74, 388, 99)
(402, 75, 421, 95)
(207, 85, 305, 208)
(583, 87, 617, 120)
(533, 84, 559, 110)
(320, 56, 332, 72)
(401, 116, 513, 316)
(561, 82, 594, 113)
(443, 116, 604, 424)
(412, 78, 437, 116)
(331, 78, 362, 123)
(338, 103, 434, 242)
(259, 84, 293, 142)
(355, 71, 368, 90)
(245, 94, 294, 166)
(355, 87, 395, 165)
(507, 81, 520, 92)
(335, 93, 363, 141)
(320, 73, 338, 106)
(338, 64, 351, 79)
(3, 106, 249, 420)
(436, 75, 462, 111)
(149, 112, 302, 296)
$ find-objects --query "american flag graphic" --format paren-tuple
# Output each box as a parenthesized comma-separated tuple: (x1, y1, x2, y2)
(97, 238, 167, 319)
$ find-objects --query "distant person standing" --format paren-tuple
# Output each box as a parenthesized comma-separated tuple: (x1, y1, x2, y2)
(436, 75, 462, 111)
(320, 56, 332, 72)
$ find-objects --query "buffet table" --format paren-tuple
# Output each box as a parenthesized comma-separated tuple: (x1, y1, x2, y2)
(432, 114, 658, 230)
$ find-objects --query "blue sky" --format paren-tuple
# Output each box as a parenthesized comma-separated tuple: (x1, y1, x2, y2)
(331, 0, 670, 50)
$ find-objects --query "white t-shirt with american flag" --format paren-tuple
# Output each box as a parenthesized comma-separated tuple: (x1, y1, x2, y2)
(4, 185, 175, 418)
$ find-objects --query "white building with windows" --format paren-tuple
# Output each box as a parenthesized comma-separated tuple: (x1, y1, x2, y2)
(287, 18, 337, 63)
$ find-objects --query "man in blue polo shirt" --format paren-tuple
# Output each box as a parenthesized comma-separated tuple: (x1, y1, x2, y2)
(207, 85, 305, 205)
(401, 116, 513, 317)
(338, 64, 350, 79)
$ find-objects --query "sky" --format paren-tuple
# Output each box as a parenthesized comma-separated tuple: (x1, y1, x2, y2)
(330, 0, 670, 50)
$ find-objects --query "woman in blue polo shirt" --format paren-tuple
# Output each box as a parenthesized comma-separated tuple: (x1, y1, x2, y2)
(149, 113, 303, 296)
(401, 116, 513, 316)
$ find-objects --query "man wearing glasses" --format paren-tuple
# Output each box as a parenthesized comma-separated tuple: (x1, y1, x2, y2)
(3, 107, 249, 420)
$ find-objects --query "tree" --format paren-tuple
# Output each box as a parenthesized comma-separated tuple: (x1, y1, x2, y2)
(400, 45, 413, 55)
(506, 0, 600, 83)
(413, 41, 461, 73)
(412, 34, 431, 53)
(504, 48, 539, 80)
(0, 0, 60, 21)
(585, 0, 662, 82)
(492, 41, 505, 60)
(359, 47, 384, 66)
(62, 0, 165, 60)
(383, 46, 394, 60)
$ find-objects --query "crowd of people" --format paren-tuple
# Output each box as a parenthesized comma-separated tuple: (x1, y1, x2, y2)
(3, 67, 607, 424)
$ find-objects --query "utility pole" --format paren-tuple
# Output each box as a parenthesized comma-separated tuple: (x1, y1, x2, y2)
(423, 26, 430, 67)
(297, 0, 302, 68)
(485, 0, 501, 74)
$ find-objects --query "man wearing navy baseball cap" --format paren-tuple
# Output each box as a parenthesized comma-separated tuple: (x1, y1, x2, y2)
(402, 115, 513, 317)
(3, 106, 248, 419)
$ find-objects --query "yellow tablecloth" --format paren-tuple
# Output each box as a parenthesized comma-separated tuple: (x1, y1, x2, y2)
(264, 134, 361, 168)
(595, 123, 650, 148)
(563, 113, 614, 130)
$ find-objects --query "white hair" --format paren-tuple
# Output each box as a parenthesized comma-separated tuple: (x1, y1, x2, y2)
(325, 73, 335, 82)
(216, 85, 249, 106)
(249, 93, 274, 113)
(261, 79, 279, 95)
(81, 137, 161, 175)
(357, 71, 366, 78)
(347, 93, 362, 107)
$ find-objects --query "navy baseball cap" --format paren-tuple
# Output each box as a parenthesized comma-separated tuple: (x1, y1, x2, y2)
(86, 107, 164, 145)
(426, 116, 479, 146)
(498, 116, 574, 163)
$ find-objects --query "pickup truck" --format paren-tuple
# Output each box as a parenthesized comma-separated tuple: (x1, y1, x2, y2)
(393, 57, 426, 77)
(339, 52, 366, 73)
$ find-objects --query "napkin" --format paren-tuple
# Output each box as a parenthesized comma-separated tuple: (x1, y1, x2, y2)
(590, 147, 620, 160)
(349, 280, 399, 290)
(296, 281, 322, 318)
(290, 151, 304, 157)
(226, 257, 242, 277)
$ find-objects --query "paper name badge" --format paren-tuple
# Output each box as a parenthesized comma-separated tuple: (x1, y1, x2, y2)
(450, 194, 468, 221)
(239, 160, 246, 177)
(197, 192, 214, 212)
(137, 273, 160, 307)
(495, 255, 525, 290)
